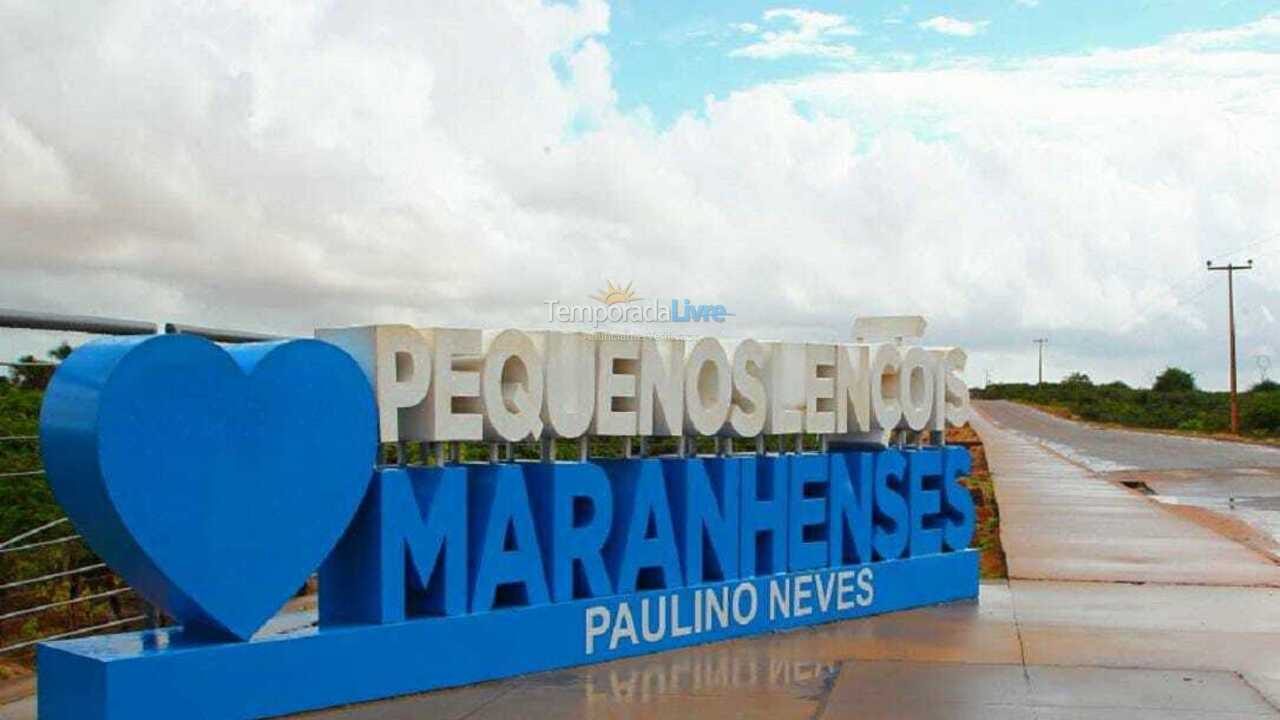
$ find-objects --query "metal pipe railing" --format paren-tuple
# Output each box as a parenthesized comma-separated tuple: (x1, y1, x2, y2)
(0, 307, 283, 344)
(0, 308, 156, 336)
(164, 322, 283, 343)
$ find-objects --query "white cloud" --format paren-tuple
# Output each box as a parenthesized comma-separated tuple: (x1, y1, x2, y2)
(1014, 0, 1040, 8)
(730, 8, 860, 60)
(918, 16, 990, 37)
(1, 3, 1279, 389)
(1166, 13, 1280, 50)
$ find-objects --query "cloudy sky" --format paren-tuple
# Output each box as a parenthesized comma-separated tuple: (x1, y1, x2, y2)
(1, 1, 1279, 389)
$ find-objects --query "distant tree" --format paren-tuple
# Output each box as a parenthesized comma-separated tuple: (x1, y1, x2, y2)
(1251, 379, 1280, 393)
(1104, 380, 1130, 390)
(1152, 367, 1196, 393)
(12, 342, 73, 390)
(1062, 372, 1092, 386)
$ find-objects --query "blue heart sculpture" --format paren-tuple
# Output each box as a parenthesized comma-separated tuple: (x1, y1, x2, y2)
(40, 334, 377, 642)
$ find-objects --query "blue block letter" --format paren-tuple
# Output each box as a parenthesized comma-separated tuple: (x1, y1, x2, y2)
(320, 466, 467, 626)
(526, 462, 615, 602)
(470, 464, 551, 612)
(741, 455, 787, 576)
(941, 447, 976, 552)
(664, 457, 741, 586)
(907, 449, 944, 557)
(604, 459, 684, 593)
(787, 454, 829, 571)
(829, 452, 874, 566)
(872, 450, 909, 561)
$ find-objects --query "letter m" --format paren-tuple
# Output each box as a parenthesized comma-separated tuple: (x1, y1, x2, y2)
(319, 467, 467, 625)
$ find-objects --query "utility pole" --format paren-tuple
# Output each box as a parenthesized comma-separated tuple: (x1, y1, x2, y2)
(1207, 259, 1253, 434)
(1033, 338, 1048, 385)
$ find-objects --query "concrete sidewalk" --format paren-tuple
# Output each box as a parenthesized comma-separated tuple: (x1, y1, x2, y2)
(971, 409, 1280, 712)
(5, 414, 1280, 719)
(975, 410, 1280, 587)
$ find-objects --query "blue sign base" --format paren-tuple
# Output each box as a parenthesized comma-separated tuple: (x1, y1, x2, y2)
(38, 550, 976, 719)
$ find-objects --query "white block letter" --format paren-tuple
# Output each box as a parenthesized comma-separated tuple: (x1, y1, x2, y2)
(536, 332, 596, 438)
(315, 325, 432, 443)
(480, 329, 545, 442)
(942, 348, 971, 427)
(637, 338, 684, 436)
(804, 344, 836, 434)
(764, 343, 804, 434)
(420, 328, 483, 441)
(897, 347, 934, 431)
(727, 339, 767, 438)
(869, 344, 903, 432)
(684, 338, 731, 436)
(836, 344, 871, 434)
(593, 337, 639, 436)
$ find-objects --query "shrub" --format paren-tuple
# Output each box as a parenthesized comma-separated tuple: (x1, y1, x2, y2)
(1062, 372, 1092, 386)
(1242, 393, 1280, 434)
(1153, 367, 1196, 393)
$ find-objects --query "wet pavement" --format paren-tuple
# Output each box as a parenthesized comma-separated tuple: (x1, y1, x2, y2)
(7, 403, 1280, 719)
(279, 579, 1280, 720)
(6, 580, 1280, 718)
(979, 400, 1280, 556)
(973, 405, 1280, 586)
(974, 400, 1280, 472)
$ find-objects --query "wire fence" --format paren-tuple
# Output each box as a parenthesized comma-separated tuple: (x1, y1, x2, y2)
(0, 308, 283, 659)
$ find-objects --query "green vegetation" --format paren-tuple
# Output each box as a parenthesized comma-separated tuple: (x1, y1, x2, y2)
(1, 380, 142, 669)
(1152, 366, 1196, 393)
(0, 384, 56, 543)
(976, 367, 1280, 436)
(2, 349, 146, 668)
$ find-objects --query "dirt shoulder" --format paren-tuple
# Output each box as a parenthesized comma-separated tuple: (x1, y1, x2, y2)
(949, 424, 1007, 579)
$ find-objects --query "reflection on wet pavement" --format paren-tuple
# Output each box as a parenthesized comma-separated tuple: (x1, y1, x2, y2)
(1111, 467, 1280, 553)
(291, 576, 1280, 718)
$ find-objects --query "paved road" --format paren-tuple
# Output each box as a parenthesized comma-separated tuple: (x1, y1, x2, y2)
(976, 400, 1280, 472)
(977, 399, 1280, 553)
